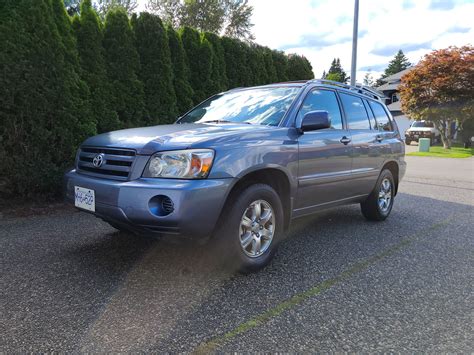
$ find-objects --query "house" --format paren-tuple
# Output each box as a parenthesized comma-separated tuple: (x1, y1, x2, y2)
(377, 67, 413, 134)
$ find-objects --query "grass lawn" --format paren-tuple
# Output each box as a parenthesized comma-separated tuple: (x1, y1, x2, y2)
(407, 144, 474, 158)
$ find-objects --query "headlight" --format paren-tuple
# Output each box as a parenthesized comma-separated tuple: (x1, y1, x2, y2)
(143, 149, 215, 179)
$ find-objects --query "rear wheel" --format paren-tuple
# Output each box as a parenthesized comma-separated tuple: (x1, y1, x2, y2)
(214, 183, 284, 273)
(361, 169, 395, 221)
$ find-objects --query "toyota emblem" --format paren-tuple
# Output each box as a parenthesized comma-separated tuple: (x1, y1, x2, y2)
(92, 153, 105, 168)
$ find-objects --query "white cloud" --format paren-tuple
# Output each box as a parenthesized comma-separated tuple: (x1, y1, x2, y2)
(249, 0, 474, 83)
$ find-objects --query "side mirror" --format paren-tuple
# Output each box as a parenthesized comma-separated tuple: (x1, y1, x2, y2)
(300, 111, 330, 132)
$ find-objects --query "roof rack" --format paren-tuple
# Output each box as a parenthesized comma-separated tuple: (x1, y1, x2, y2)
(307, 79, 386, 101)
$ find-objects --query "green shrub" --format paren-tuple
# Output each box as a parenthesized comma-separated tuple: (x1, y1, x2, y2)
(73, 0, 120, 133)
(180, 26, 214, 103)
(263, 47, 278, 83)
(247, 45, 268, 86)
(271, 50, 289, 82)
(0, 0, 95, 197)
(287, 54, 314, 81)
(135, 13, 177, 125)
(203, 32, 228, 92)
(167, 25, 195, 115)
(221, 36, 249, 89)
(199, 37, 216, 99)
(103, 9, 146, 128)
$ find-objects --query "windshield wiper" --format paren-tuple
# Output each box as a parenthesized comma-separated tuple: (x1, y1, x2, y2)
(201, 120, 252, 124)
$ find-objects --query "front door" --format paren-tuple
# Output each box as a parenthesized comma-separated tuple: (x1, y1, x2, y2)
(295, 88, 353, 213)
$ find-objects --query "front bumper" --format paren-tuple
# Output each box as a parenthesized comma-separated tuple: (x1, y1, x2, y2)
(64, 170, 234, 238)
(405, 132, 433, 141)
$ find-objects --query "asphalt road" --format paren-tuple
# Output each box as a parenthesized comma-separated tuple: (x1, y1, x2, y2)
(1, 156, 473, 352)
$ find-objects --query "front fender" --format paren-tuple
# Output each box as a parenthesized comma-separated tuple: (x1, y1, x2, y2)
(209, 144, 298, 181)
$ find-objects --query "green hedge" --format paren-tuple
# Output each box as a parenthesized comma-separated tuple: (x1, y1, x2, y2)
(0, 0, 314, 198)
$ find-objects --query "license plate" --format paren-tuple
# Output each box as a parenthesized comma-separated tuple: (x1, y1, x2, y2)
(414, 135, 419, 138)
(74, 186, 95, 212)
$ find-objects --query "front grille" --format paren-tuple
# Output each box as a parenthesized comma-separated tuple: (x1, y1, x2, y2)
(77, 147, 136, 180)
(410, 131, 431, 136)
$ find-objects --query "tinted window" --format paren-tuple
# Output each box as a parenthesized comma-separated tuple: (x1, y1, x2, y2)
(178, 87, 300, 126)
(363, 99, 377, 130)
(297, 89, 343, 129)
(339, 93, 371, 130)
(369, 101, 393, 131)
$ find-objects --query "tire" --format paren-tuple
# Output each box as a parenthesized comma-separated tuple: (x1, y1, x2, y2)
(213, 183, 284, 274)
(360, 169, 395, 221)
(405, 139, 411, 145)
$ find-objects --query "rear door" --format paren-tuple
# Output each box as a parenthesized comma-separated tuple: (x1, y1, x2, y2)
(338, 92, 383, 196)
(296, 88, 353, 212)
(367, 99, 402, 171)
(367, 100, 395, 157)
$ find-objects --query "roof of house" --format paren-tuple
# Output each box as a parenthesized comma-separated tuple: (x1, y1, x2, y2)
(382, 67, 413, 82)
(376, 67, 414, 92)
(377, 82, 399, 91)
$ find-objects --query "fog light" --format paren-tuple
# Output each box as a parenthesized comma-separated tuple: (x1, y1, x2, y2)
(149, 195, 174, 216)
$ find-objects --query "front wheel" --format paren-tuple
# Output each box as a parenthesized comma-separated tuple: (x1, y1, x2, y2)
(361, 169, 395, 221)
(213, 183, 284, 273)
(405, 138, 411, 145)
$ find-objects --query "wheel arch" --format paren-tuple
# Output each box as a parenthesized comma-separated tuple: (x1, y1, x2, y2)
(382, 160, 400, 195)
(219, 166, 294, 231)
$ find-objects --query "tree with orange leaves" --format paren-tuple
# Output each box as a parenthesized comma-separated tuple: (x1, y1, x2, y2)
(399, 46, 474, 149)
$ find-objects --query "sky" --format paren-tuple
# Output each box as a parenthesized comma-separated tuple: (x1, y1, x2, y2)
(136, 0, 474, 83)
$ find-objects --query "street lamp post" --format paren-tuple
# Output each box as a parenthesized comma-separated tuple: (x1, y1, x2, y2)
(350, 0, 359, 86)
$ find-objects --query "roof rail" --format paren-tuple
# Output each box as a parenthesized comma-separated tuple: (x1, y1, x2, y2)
(307, 79, 386, 101)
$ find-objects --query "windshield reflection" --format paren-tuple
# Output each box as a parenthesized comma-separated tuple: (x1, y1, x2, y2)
(177, 87, 300, 126)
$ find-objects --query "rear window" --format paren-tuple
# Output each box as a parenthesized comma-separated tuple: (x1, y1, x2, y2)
(363, 99, 378, 130)
(339, 93, 371, 130)
(369, 101, 393, 131)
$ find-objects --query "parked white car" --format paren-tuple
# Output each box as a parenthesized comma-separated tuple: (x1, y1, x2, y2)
(405, 120, 441, 145)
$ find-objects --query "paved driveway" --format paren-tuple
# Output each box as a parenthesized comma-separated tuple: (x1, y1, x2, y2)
(1, 156, 473, 352)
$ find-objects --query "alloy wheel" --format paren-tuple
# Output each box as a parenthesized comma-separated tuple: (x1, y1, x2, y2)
(239, 199, 275, 258)
(378, 178, 392, 213)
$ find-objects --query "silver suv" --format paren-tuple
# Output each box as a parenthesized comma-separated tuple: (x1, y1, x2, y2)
(65, 79, 406, 273)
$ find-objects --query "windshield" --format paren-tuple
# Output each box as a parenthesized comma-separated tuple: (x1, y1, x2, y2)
(412, 121, 434, 128)
(177, 87, 300, 126)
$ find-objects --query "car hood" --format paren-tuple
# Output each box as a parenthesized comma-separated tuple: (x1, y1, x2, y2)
(81, 123, 275, 155)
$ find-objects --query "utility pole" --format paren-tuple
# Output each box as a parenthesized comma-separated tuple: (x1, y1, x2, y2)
(350, 0, 359, 86)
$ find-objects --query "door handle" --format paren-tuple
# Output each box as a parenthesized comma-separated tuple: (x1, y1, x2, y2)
(340, 136, 351, 145)
(376, 135, 383, 142)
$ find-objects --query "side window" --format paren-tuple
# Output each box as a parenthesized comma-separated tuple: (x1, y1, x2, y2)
(369, 101, 393, 131)
(339, 93, 371, 130)
(297, 89, 343, 129)
(363, 99, 377, 130)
